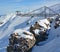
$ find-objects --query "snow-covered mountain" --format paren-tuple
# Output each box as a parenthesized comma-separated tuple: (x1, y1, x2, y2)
(0, 4, 60, 52)
(0, 12, 44, 52)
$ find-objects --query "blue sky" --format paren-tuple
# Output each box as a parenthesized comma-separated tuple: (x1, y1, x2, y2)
(0, 0, 60, 15)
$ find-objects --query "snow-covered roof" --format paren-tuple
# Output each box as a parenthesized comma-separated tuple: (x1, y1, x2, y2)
(14, 29, 34, 39)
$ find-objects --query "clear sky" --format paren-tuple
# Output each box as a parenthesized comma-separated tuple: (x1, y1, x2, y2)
(0, 0, 60, 15)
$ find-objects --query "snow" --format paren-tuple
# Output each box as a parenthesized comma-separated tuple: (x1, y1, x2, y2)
(33, 29, 40, 35)
(32, 20, 60, 52)
(32, 37, 60, 52)
(37, 19, 50, 29)
(0, 13, 16, 27)
(14, 29, 34, 39)
(39, 19, 50, 25)
(33, 29, 44, 35)
(59, 18, 60, 20)
(0, 15, 31, 39)
(0, 12, 60, 52)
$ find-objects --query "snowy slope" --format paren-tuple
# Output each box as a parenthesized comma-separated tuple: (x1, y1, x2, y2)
(0, 13, 16, 27)
(0, 12, 42, 52)
(32, 37, 60, 52)
(0, 12, 60, 52)
(0, 14, 32, 39)
(32, 21, 60, 52)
